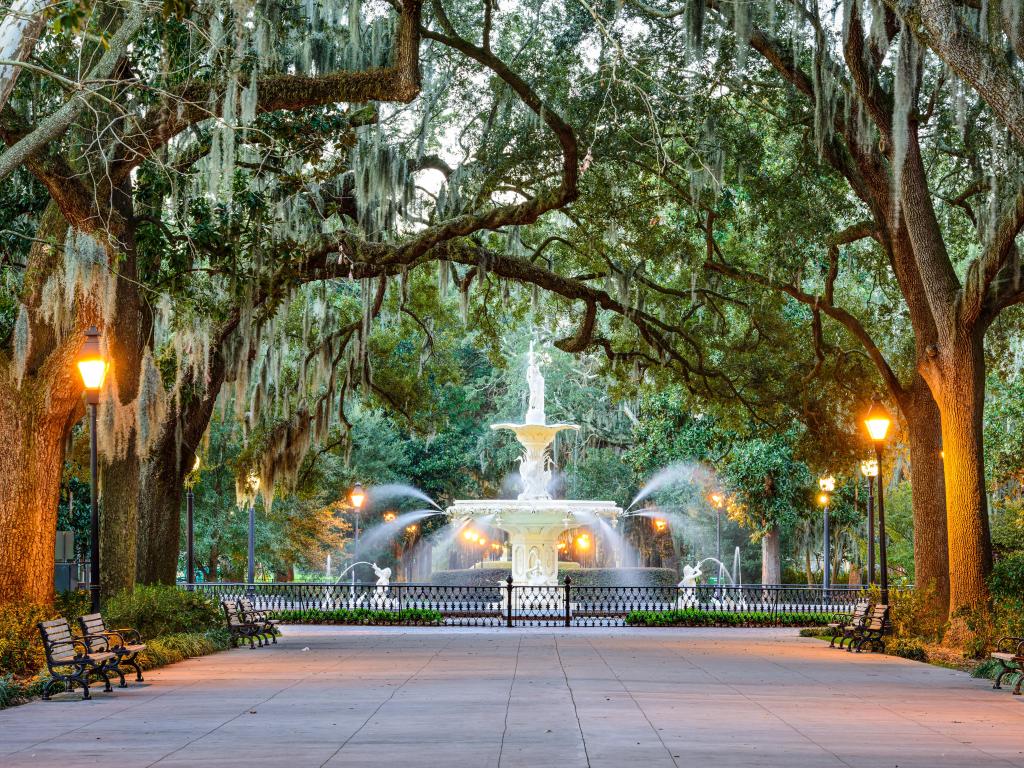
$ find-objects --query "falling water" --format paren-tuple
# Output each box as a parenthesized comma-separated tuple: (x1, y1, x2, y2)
(351, 509, 438, 556)
(626, 462, 714, 510)
(369, 483, 441, 510)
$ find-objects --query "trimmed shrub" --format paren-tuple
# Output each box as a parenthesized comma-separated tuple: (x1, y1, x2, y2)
(103, 585, 223, 638)
(624, 609, 841, 627)
(271, 608, 443, 625)
(887, 637, 928, 662)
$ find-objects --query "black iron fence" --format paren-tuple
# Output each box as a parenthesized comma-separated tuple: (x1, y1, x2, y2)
(189, 579, 869, 628)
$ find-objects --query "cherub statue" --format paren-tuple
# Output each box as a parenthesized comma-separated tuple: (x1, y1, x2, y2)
(372, 564, 392, 589)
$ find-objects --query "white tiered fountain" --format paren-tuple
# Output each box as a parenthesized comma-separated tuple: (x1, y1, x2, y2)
(446, 344, 622, 586)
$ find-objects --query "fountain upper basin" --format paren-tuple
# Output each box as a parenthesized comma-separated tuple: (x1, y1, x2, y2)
(448, 498, 621, 526)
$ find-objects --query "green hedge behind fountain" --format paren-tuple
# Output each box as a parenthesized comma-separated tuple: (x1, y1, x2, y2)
(430, 567, 678, 588)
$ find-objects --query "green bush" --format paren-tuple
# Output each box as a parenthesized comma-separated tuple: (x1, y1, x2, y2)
(887, 637, 928, 662)
(624, 609, 841, 627)
(138, 630, 230, 668)
(103, 585, 223, 638)
(272, 608, 443, 625)
(990, 553, 1024, 599)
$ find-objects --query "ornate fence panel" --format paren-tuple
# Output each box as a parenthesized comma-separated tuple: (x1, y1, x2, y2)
(189, 581, 869, 628)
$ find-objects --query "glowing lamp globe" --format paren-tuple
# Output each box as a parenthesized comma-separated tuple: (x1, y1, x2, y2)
(860, 459, 878, 478)
(819, 475, 835, 493)
(349, 482, 366, 509)
(76, 326, 107, 395)
(864, 398, 892, 443)
(817, 492, 830, 507)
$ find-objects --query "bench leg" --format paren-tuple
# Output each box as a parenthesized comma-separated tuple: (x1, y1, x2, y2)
(993, 661, 1009, 689)
(1013, 671, 1023, 696)
(126, 655, 144, 682)
(98, 665, 113, 693)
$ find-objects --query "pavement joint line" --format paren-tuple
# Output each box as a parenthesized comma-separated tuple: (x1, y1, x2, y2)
(145, 636, 367, 767)
(553, 633, 591, 768)
(316, 632, 457, 768)
(496, 634, 524, 768)
(756, 637, 1024, 767)
(656, 636, 856, 767)
(585, 635, 681, 767)
(8, 674, 203, 756)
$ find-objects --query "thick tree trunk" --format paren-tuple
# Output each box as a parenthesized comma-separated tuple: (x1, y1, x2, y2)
(0, 209, 85, 604)
(761, 525, 781, 585)
(98, 230, 149, 600)
(0, 378, 80, 604)
(902, 376, 950, 617)
(925, 328, 992, 617)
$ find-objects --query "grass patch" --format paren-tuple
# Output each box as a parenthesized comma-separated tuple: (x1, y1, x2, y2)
(624, 609, 842, 627)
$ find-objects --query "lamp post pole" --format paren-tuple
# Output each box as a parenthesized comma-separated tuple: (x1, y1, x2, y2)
(186, 486, 195, 588)
(863, 397, 892, 605)
(247, 500, 256, 585)
(822, 500, 831, 593)
(866, 473, 875, 585)
(76, 325, 106, 614)
(88, 397, 99, 612)
(875, 444, 889, 603)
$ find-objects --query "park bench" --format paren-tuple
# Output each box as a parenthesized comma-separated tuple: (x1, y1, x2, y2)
(239, 598, 281, 643)
(78, 612, 147, 684)
(222, 600, 266, 648)
(990, 636, 1024, 694)
(37, 617, 117, 700)
(849, 604, 890, 653)
(828, 600, 870, 649)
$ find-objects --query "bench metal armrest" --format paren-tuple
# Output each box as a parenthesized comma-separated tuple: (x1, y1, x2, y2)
(81, 633, 113, 652)
(105, 627, 143, 645)
(996, 636, 1024, 655)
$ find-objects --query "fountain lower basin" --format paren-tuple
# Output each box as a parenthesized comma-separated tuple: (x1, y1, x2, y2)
(447, 499, 622, 586)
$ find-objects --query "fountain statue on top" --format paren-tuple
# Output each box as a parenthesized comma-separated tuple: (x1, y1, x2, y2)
(492, 342, 579, 501)
(447, 342, 622, 586)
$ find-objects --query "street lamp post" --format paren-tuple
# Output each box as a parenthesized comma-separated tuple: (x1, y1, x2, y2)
(185, 456, 200, 589)
(246, 473, 260, 587)
(349, 483, 366, 600)
(818, 476, 835, 596)
(710, 492, 725, 567)
(76, 326, 107, 612)
(864, 397, 892, 603)
(860, 458, 879, 586)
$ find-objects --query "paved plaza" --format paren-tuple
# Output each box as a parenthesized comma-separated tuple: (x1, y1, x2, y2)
(1, 626, 1022, 767)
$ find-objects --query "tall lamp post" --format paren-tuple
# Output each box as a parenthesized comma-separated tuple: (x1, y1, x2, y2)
(185, 456, 200, 588)
(349, 483, 366, 593)
(709, 492, 725, 566)
(860, 458, 879, 585)
(863, 397, 892, 603)
(818, 475, 835, 594)
(246, 472, 260, 586)
(76, 326, 107, 612)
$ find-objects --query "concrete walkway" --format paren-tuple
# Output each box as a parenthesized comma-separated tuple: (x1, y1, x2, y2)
(1, 626, 1021, 767)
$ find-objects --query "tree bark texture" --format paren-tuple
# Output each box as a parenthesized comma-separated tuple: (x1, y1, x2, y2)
(761, 525, 781, 585)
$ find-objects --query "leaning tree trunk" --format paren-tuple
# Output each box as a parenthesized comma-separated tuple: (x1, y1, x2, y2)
(761, 525, 781, 585)
(902, 376, 950, 618)
(926, 326, 992, 620)
(136, 356, 225, 584)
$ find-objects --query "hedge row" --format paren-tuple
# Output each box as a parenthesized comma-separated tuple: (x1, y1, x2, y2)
(271, 607, 444, 625)
(429, 567, 678, 588)
(625, 609, 842, 627)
